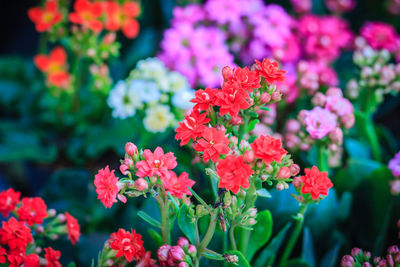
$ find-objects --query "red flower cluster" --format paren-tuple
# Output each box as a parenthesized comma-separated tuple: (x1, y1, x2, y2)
(300, 166, 333, 200)
(255, 59, 287, 84)
(109, 228, 145, 262)
(175, 109, 210, 146)
(17, 197, 48, 226)
(69, 0, 140, 38)
(194, 127, 230, 163)
(28, 0, 63, 32)
(163, 172, 195, 199)
(65, 212, 81, 245)
(0, 188, 20, 217)
(251, 135, 288, 165)
(34, 46, 71, 88)
(44, 247, 62, 267)
(94, 165, 119, 208)
(217, 155, 254, 194)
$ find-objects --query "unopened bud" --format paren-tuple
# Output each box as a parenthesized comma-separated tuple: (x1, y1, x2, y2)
(244, 150, 255, 163)
(259, 92, 271, 104)
(271, 91, 282, 102)
(329, 128, 343, 145)
(47, 209, 56, 217)
(222, 66, 233, 81)
(103, 32, 116, 45)
(341, 255, 355, 267)
(177, 237, 189, 248)
(286, 119, 301, 133)
(125, 142, 138, 157)
(292, 176, 302, 188)
(247, 208, 257, 217)
(117, 194, 127, 203)
(277, 167, 291, 179)
(230, 115, 243, 125)
(188, 244, 196, 256)
(223, 254, 239, 263)
(169, 245, 185, 261)
(247, 218, 257, 225)
(157, 245, 171, 262)
(123, 158, 134, 167)
(326, 87, 343, 97)
(351, 248, 361, 257)
(178, 262, 189, 267)
(134, 178, 148, 191)
(35, 247, 42, 254)
(289, 164, 300, 176)
(87, 48, 96, 57)
(35, 225, 44, 234)
(120, 164, 129, 175)
(341, 113, 355, 129)
(57, 214, 66, 223)
(276, 183, 285, 191)
(311, 92, 327, 107)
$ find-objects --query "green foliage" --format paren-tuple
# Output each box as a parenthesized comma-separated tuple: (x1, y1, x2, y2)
(246, 210, 273, 260)
(178, 204, 197, 245)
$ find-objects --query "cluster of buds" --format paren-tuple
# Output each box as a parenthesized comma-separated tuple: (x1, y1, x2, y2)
(157, 237, 197, 267)
(347, 37, 400, 101)
(389, 152, 400, 195)
(0, 188, 80, 266)
(341, 246, 400, 267)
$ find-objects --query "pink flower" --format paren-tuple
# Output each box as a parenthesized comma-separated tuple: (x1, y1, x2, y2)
(325, 95, 354, 116)
(303, 107, 337, 139)
(389, 152, 400, 177)
(162, 171, 195, 199)
(361, 22, 398, 52)
(135, 147, 177, 180)
(94, 166, 119, 208)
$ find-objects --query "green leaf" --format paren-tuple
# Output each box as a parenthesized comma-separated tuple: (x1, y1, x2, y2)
(66, 262, 77, 267)
(338, 192, 352, 221)
(253, 222, 292, 266)
(256, 188, 271, 198)
(319, 243, 341, 267)
(178, 205, 197, 245)
(137, 211, 161, 228)
(286, 259, 312, 267)
(246, 210, 273, 261)
(248, 110, 259, 118)
(260, 106, 270, 111)
(344, 138, 369, 159)
(148, 228, 162, 247)
(246, 119, 260, 132)
(302, 227, 316, 267)
(226, 250, 251, 267)
(201, 252, 225, 261)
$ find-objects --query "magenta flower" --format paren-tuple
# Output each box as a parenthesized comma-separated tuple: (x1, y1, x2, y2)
(389, 152, 400, 177)
(304, 107, 337, 139)
(361, 22, 398, 52)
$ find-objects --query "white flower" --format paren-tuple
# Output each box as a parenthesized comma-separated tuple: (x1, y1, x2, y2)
(172, 89, 195, 110)
(167, 71, 191, 93)
(107, 80, 143, 119)
(136, 57, 168, 80)
(143, 105, 175, 133)
(129, 79, 161, 103)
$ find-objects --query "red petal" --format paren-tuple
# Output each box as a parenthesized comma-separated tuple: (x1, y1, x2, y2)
(122, 19, 139, 38)
(34, 55, 49, 71)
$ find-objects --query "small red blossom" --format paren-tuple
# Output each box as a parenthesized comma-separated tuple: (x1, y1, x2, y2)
(135, 147, 177, 179)
(217, 155, 254, 194)
(69, 0, 103, 33)
(8, 253, 39, 267)
(65, 212, 81, 245)
(300, 166, 333, 200)
(0, 246, 6, 264)
(34, 46, 70, 88)
(255, 59, 286, 84)
(250, 135, 288, 165)
(175, 109, 210, 146)
(28, 0, 63, 32)
(136, 251, 157, 267)
(44, 247, 61, 267)
(162, 171, 195, 199)
(17, 197, 48, 226)
(0, 188, 20, 217)
(0, 217, 33, 252)
(215, 81, 251, 117)
(104, 1, 140, 38)
(94, 165, 119, 208)
(194, 127, 230, 163)
(109, 229, 145, 262)
(190, 88, 217, 111)
(228, 67, 261, 92)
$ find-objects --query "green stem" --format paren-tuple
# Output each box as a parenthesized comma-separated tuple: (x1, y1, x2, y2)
(196, 212, 219, 263)
(156, 194, 170, 244)
(238, 180, 257, 255)
(363, 113, 382, 162)
(238, 114, 249, 144)
(317, 143, 329, 173)
(229, 224, 237, 250)
(279, 205, 308, 267)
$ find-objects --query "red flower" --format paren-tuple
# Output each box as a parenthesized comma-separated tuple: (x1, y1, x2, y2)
(104, 1, 140, 38)
(94, 166, 119, 208)
(0, 246, 6, 264)
(190, 88, 217, 111)
(7, 252, 39, 267)
(217, 155, 254, 194)
(17, 197, 48, 226)
(194, 127, 230, 163)
(175, 109, 210, 146)
(255, 59, 286, 84)
(28, 0, 63, 32)
(0, 188, 20, 217)
(33, 46, 70, 88)
(0, 217, 33, 252)
(109, 229, 145, 262)
(44, 247, 61, 267)
(69, 0, 103, 33)
(23, 254, 40, 267)
(162, 171, 195, 199)
(65, 212, 81, 245)
(135, 147, 177, 179)
(300, 166, 333, 200)
(250, 135, 288, 165)
(215, 81, 251, 117)
(228, 67, 261, 92)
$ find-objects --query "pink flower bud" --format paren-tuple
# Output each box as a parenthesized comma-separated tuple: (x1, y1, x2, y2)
(297, 110, 308, 124)
(387, 254, 394, 266)
(135, 178, 148, 191)
(222, 66, 233, 81)
(87, 48, 96, 57)
(362, 263, 372, 267)
(292, 176, 302, 188)
(35, 247, 42, 254)
(188, 244, 197, 256)
(117, 194, 127, 203)
(248, 208, 257, 217)
(169, 245, 185, 262)
(351, 248, 361, 257)
(120, 164, 129, 175)
(289, 164, 300, 176)
(51, 234, 59, 240)
(341, 113, 355, 129)
(123, 158, 134, 167)
(157, 245, 171, 262)
(247, 218, 257, 225)
(296, 195, 304, 202)
(311, 92, 327, 107)
(244, 150, 255, 163)
(178, 262, 189, 267)
(341, 255, 355, 267)
(229, 136, 238, 145)
(57, 214, 66, 223)
(259, 92, 271, 104)
(48, 209, 56, 217)
(35, 225, 44, 234)
(276, 183, 285, 191)
(286, 119, 301, 133)
(329, 128, 343, 145)
(125, 142, 138, 157)
(271, 91, 282, 102)
(265, 164, 273, 173)
(177, 237, 189, 248)
(103, 32, 116, 45)
(277, 167, 291, 179)
(326, 87, 343, 97)
(230, 115, 243, 125)
(388, 245, 399, 254)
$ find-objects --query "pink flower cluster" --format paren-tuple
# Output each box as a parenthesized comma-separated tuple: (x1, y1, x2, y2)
(341, 246, 400, 267)
(297, 60, 339, 95)
(157, 237, 196, 267)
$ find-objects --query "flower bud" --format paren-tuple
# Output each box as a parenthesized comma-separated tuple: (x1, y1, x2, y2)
(229, 115, 243, 125)
(177, 237, 189, 248)
(296, 195, 304, 202)
(326, 87, 343, 97)
(134, 178, 148, 191)
(311, 92, 327, 107)
(51, 234, 59, 240)
(57, 214, 66, 223)
(222, 66, 234, 81)
(341, 255, 355, 267)
(35, 247, 42, 254)
(47, 209, 56, 217)
(178, 262, 188, 267)
(239, 140, 250, 150)
(223, 192, 232, 208)
(247, 218, 257, 225)
(341, 113, 355, 129)
(289, 164, 300, 176)
(277, 167, 291, 179)
(117, 194, 127, 203)
(125, 142, 138, 157)
(388, 245, 399, 254)
(271, 91, 282, 102)
(216, 124, 226, 132)
(169, 245, 185, 261)
(292, 176, 302, 188)
(229, 136, 238, 145)
(362, 263, 372, 267)
(276, 183, 285, 191)
(351, 248, 361, 257)
(247, 208, 257, 217)
(35, 225, 44, 234)
(87, 48, 96, 57)
(123, 158, 134, 167)
(244, 150, 255, 163)
(259, 92, 271, 104)
(103, 32, 116, 45)
(223, 254, 239, 263)
(120, 164, 129, 175)
(387, 254, 394, 266)
(286, 119, 301, 133)
(329, 128, 343, 145)
(188, 244, 196, 257)
(297, 110, 308, 124)
(219, 215, 227, 232)
(150, 176, 158, 184)
(157, 245, 171, 262)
